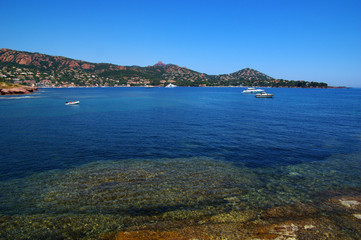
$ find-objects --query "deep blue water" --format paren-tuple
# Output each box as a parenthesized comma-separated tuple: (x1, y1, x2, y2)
(1, 87, 361, 239)
(1, 87, 360, 181)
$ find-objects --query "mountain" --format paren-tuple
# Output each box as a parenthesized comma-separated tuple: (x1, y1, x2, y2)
(153, 61, 167, 67)
(0, 48, 123, 71)
(229, 68, 274, 81)
(0, 48, 327, 88)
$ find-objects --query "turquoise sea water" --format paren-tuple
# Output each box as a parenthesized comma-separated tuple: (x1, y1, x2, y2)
(0, 87, 361, 239)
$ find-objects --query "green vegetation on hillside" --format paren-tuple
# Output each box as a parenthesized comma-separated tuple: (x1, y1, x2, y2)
(0, 49, 328, 88)
(0, 79, 22, 89)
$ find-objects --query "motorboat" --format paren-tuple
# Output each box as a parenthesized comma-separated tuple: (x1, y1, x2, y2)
(255, 92, 273, 98)
(165, 83, 177, 88)
(65, 101, 80, 105)
(242, 87, 265, 94)
(145, 85, 154, 88)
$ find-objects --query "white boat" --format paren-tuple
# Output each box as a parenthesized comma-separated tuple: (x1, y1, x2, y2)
(145, 85, 154, 88)
(65, 101, 80, 105)
(255, 92, 273, 98)
(165, 83, 177, 88)
(242, 87, 265, 94)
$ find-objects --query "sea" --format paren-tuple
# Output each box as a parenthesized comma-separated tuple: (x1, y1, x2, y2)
(0, 87, 361, 239)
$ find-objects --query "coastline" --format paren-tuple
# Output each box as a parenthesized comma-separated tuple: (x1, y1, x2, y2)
(37, 85, 334, 89)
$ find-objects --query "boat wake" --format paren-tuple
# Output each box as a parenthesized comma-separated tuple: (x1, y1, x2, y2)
(0, 96, 40, 100)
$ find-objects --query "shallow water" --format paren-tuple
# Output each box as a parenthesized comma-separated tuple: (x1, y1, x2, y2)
(0, 87, 361, 239)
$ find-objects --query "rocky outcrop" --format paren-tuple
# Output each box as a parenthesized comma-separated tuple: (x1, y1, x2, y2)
(0, 86, 38, 95)
(154, 61, 167, 67)
(81, 63, 95, 69)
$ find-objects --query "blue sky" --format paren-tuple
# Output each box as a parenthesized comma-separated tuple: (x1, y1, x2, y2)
(1, 0, 360, 86)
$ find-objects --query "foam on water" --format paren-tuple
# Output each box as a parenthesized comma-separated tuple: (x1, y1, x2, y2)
(0, 95, 40, 99)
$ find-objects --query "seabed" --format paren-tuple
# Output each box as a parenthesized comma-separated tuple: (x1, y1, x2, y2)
(1, 155, 361, 239)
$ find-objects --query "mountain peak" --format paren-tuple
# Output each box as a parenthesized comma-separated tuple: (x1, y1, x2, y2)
(154, 61, 166, 67)
(230, 68, 274, 80)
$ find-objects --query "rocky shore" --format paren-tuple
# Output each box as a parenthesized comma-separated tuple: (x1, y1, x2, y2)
(0, 85, 38, 95)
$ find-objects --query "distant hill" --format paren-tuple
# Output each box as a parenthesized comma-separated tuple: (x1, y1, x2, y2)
(0, 48, 328, 88)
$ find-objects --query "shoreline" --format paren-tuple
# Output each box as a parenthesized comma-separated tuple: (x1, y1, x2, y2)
(36, 85, 340, 89)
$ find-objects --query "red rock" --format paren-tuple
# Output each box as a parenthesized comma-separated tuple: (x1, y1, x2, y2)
(8, 87, 29, 94)
(68, 60, 80, 68)
(17, 54, 32, 65)
(154, 61, 166, 67)
(81, 63, 95, 69)
(0, 89, 11, 95)
(0, 86, 38, 95)
(22, 86, 38, 92)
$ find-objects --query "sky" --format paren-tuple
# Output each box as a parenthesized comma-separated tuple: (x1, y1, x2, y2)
(1, 0, 360, 87)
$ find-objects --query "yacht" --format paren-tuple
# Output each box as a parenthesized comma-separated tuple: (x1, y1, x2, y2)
(165, 83, 177, 88)
(255, 92, 274, 98)
(65, 101, 80, 105)
(242, 87, 265, 94)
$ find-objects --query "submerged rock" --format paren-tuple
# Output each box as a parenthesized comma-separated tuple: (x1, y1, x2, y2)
(339, 199, 361, 208)
(2, 158, 361, 239)
(261, 203, 319, 219)
(329, 195, 361, 211)
(114, 230, 187, 240)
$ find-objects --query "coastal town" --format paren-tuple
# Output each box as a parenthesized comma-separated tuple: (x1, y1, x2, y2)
(0, 65, 121, 88)
(0, 63, 211, 88)
(0, 64, 328, 89)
